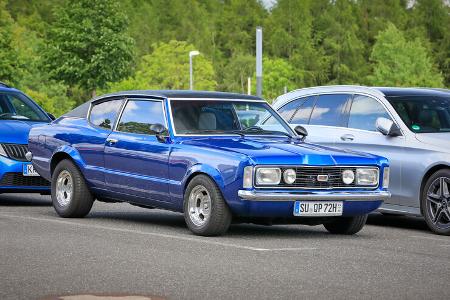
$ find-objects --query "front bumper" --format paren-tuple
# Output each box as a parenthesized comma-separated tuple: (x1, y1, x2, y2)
(238, 190, 391, 201)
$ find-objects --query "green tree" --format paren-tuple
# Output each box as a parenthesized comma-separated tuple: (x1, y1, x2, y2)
(265, 0, 328, 87)
(314, 0, 368, 84)
(43, 0, 135, 97)
(105, 40, 216, 92)
(252, 57, 296, 102)
(220, 54, 254, 94)
(367, 23, 444, 87)
(0, 0, 18, 85)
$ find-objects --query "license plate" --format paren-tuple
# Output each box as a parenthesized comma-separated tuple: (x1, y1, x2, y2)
(23, 164, 40, 177)
(294, 201, 343, 216)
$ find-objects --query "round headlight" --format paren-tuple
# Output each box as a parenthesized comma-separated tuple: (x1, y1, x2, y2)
(342, 170, 355, 185)
(283, 169, 296, 184)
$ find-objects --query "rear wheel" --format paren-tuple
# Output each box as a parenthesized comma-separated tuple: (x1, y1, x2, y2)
(52, 159, 94, 218)
(323, 214, 368, 235)
(422, 169, 450, 235)
(184, 175, 232, 236)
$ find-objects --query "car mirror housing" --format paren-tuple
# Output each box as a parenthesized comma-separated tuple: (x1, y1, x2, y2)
(294, 125, 308, 141)
(150, 123, 168, 142)
(376, 117, 401, 137)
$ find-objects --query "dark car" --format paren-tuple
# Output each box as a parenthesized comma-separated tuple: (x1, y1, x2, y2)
(28, 90, 390, 236)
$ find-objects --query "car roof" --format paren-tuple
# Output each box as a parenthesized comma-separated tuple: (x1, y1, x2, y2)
(274, 85, 450, 106)
(93, 90, 263, 102)
(373, 87, 450, 97)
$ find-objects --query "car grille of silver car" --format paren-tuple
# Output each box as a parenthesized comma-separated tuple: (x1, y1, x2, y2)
(278, 166, 373, 189)
(1, 144, 29, 161)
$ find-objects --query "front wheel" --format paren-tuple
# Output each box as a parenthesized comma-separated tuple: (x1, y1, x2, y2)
(323, 215, 368, 235)
(183, 175, 232, 236)
(52, 159, 94, 218)
(422, 169, 450, 235)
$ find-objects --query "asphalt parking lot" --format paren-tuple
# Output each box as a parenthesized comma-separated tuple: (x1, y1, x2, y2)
(1, 194, 449, 300)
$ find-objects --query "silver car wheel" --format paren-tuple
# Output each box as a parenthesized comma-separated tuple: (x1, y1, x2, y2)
(188, 185, 212, 227)
(56, 170, 73, 207)
(426, 177, 450, 228)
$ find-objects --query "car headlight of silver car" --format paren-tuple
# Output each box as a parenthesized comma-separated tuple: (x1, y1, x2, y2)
(255, 168, 281, 185)
(356, 168, 379, 186)
(0, 144, 7, 157)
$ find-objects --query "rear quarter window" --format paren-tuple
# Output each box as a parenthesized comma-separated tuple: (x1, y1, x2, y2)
(89, 99, 124, 129)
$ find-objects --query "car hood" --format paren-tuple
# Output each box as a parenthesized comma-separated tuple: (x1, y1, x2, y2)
(415, 133, 450, 151)
(180, 136, 385, 166)
(0, 120, 47, 145)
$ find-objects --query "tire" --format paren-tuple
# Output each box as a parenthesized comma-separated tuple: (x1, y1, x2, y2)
(421, 169, 450, 235)
(323, 214, 368, 235)
(51, 159, 94, 218)
(183, 175, 232, 236)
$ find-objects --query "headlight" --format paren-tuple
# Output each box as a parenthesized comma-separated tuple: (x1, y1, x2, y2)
(0, 144, 7, 157)
(382, 167, 390, 189)
(356, 168, 379, 186)
(243, 166, 253, 188)
(255, 168, 281, 185)
(283, 169, 296, 184)
(342, 169, 355, 185)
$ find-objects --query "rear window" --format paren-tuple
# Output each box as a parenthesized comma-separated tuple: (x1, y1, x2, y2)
(309, 94, 350, 126)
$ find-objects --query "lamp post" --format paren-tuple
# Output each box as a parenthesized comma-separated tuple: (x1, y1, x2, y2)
(189, 50, 200, 90)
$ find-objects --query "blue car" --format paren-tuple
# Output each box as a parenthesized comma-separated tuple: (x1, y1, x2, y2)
(0, 82, 51, 194)
(28, 90, 390, 236)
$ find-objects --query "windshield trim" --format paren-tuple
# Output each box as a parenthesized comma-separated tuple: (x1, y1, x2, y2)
(167, 98, 296, 137)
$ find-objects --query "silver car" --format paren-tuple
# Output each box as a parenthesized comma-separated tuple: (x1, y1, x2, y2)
(272, 86, 450, 235)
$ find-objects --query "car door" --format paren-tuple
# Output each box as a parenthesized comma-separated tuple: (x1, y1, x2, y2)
(103, 98, 170, 205)
(333, 94, 405, 205)
(285, 94, 351, 147)
(79, 98, 124, 189)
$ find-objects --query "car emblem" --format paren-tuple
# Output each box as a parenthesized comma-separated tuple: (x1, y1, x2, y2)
(317, 175, 329, 182)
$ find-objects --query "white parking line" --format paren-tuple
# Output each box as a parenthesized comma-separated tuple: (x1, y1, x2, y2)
(0, 213, 317, 252)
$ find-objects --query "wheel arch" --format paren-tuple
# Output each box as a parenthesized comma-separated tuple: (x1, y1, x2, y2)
(182, 164, 226, 198)
(50, 147, 85, 177)
(420, 164, 450, 214)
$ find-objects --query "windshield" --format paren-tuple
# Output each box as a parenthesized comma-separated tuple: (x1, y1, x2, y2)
(387, 95, 450, 133)
(0, 92, 49, 122)
(171, 100, 294, 136)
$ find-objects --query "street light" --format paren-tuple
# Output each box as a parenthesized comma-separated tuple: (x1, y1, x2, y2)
(189, 50, 200, 90)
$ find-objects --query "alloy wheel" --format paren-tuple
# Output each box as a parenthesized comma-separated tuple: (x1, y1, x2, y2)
(188, 185, 212, 227)
(56, 170, 73, 207)
(426, 177, 450, 229)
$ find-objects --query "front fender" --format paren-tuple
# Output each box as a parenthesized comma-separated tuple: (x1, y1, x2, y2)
(183, 164, 225, 191)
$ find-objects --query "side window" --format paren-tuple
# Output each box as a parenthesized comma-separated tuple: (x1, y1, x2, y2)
(348, 95, 391, 131)
(309, 94, 350, 126)
(117, 100, 165, 135)
(89, 99, 124, 129)
(264, 97, 307, 125)
(291, 96, 316, 124)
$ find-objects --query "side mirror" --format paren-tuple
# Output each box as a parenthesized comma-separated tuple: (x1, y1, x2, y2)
(47, 113, 56, 121)
(294, 125, 308, 141)
(376, 117, 401, 137)
(150, 123, 168, 142)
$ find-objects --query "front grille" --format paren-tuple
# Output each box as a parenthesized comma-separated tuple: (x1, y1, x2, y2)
(256, 166, 378, 189)
(2, 144, 28, 161)
(0, 172, 49, 187)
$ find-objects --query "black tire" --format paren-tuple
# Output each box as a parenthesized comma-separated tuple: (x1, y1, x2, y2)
(421, 169, 450, 235)
(51, 159, 94, 218)
(183, 175, 232, 236)
(323, 214, 368, 235)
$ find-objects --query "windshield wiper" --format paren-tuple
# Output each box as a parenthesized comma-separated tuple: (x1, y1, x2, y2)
(231, 126, 294, 139)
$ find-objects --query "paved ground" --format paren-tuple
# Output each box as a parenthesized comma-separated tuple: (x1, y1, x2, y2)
(1, 193, 449, 300)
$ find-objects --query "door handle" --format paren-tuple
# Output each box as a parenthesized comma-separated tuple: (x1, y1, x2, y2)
(106, 138, 118, 145)
(340, 134, 355, 141)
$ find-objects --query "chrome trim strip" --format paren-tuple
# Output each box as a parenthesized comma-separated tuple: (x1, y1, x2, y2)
(238, 190, 391, 201)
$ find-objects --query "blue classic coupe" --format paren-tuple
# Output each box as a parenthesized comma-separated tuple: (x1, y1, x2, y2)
(0, 82, 51, 194)
(28, 90, 390, 236)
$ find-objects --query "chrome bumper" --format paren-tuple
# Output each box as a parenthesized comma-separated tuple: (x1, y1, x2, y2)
(238, 190, 391, 202)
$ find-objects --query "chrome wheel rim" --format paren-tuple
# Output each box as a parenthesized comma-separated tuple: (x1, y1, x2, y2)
(426, 177, 450, 229)
(188, 185, 212, 227)
(56, 170, 73, 207)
